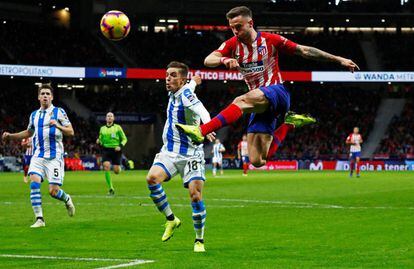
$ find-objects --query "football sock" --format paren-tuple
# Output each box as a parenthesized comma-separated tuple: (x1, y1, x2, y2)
(30, 182, 43, 219)
(243, 163, 248, 174)
(23, 165, 29, 176)
(350, 160, 354, 175)
(267, 123, 294, 159)
(51, 189, 69, 203)
(148, 184, 173, 219)
(105, 171, 113, 189)
(356, 162, 360, 175)
(200, 104, 242, 136)
(191, 201, 206, 240)
(212, 167, 217, 175)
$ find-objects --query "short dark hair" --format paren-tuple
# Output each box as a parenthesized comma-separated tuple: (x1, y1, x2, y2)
(37, 83, 54, 95)
(167, 61, 189, 77)
(226, 6, 252, 20)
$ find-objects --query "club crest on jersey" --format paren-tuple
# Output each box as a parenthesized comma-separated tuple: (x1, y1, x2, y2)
(258, 46, 267, 55)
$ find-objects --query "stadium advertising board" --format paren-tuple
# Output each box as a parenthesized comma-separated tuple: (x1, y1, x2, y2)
(249, 161, 298, 170)
(86, 68, 126, 78)
(309, 160, 414, 171)
(0, 64, 85, 78)
(95, 112, 156, 124)
(127, 68, 312, 81)
(312, 72, 414, 82)
(1, 64, 414, 82)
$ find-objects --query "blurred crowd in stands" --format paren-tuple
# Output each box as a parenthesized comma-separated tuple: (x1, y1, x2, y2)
(375, 92, 414, 159)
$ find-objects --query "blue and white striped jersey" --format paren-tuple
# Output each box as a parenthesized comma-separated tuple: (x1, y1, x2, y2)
(161, 82, 204, 156)
(212, 143, 225, 159)
(27, 105, 71, 159)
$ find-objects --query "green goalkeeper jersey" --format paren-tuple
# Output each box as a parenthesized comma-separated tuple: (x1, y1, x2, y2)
(99, 124, 127, 149)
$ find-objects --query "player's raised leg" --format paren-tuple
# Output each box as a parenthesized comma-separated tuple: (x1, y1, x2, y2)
(29, 174, 45, 228)
(146, 164, 180, 242)
(176, 88, 268, 143)
(188, 180, 206, 252)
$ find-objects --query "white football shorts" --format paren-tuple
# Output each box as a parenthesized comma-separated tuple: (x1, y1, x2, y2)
(152, 150, 205, 188)
(28, 156, 65, 185)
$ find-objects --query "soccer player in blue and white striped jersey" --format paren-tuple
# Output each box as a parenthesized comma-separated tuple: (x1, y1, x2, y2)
(146, 61, 214, 252)
(212, 138, 225, 176)
(2, 84, 75, 228)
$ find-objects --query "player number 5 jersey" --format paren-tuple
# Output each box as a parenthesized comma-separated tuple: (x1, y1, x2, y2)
(27, 105, 71, 159)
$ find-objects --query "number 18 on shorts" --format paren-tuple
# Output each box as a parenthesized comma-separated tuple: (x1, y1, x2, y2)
(153, 151, 206, 188)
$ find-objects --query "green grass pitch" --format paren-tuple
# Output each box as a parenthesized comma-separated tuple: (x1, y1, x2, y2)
(1, 170, 413, 268)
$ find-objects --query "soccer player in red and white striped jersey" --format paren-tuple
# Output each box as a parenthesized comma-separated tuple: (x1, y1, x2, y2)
(21, 136, 34, 183)
(346, 127, 363, 177)
(237, 134, 249, 176)
(177, 6, 359, 168)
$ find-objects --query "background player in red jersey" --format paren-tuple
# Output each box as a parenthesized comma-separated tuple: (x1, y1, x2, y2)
(177, 6, 359, 169)
(238, 134, 249, 176)
(346, 127, 363, 178)
(21, 136, 34, 183)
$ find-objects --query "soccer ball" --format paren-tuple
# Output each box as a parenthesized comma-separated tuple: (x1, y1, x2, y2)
(100, 10, 130, 41)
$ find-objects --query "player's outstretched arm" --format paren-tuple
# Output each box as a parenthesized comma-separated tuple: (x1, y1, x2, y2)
(295, 45, 360, 72)
(204, 51, 223, 67)
(205, 51, 239, 70)
(2, 130, 33, 142)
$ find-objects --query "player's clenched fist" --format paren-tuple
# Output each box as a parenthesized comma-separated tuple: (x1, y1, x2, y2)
(192, 75, 202, 85)
(2, 132, 11, 141)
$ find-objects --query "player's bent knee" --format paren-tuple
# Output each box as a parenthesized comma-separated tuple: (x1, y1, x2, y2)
(190, 191, 202, 202)
(146, 173, 161, 185)
(48, 188, 58, 197)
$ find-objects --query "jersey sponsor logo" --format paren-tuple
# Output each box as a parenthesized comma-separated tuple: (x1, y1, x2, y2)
(183, 89, 196, 103)
(239, 61, 265, 74)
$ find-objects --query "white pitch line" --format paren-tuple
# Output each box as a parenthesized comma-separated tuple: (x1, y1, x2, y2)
(0, 254, 154, 268)
(72, 195, 414, 210)
(0, 254, 127, 261)
(2, 196, 414, 210)
(95, 260, 154, 269)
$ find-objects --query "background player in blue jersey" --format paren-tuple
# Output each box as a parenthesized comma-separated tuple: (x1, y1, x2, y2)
(2, 84, 75, 228)
(212, 138, 225, 176)
(145, 61, 214, 252)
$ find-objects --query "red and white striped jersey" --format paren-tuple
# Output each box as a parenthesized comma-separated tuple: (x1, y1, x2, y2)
(346, 134, 362, 152)
(215, 32, 297, 90)
(22, 137, 34, 156)
(238, 140, 249, 156)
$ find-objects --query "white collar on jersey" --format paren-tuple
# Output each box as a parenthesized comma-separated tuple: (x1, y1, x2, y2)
(39, 104, 55, 113)
(171, 83, 191, 98)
